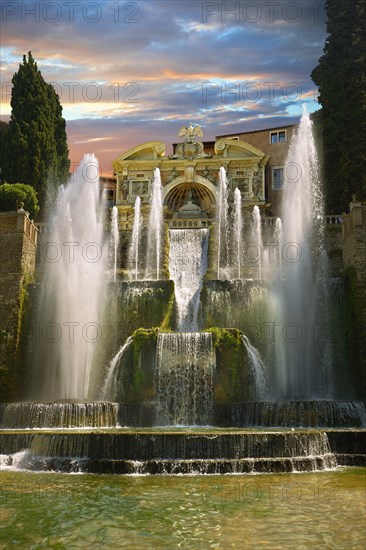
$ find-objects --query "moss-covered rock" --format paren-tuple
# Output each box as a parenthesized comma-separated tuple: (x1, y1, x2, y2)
(207, 327, 256, 404)
(112, 328, 158, 403)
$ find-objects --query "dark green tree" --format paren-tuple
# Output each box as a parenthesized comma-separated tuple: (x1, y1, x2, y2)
(3, 52, 70, 211)
(311, 0, 366, 213)
(0, 121, 9, 183)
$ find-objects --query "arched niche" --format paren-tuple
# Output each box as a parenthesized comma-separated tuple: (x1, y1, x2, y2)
(163, 176, 217, 212)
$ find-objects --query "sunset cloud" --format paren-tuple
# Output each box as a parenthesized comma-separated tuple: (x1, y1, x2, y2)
(1, 0, 327, 173)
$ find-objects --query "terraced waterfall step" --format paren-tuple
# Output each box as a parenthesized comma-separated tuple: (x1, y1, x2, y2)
(0, 429, 340, 474)
(1, 401, 365, 429)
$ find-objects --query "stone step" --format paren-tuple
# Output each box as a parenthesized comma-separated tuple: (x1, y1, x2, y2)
(0, 430, 333, 460)
(0, 455, 338, 475)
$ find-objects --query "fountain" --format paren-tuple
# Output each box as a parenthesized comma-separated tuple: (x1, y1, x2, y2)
(216, 166, 229, 280)
(272, 108, 331, 399)
(233, 187, 242, 279)
(273, 217, 283, 275)
(145, 168, 163, 280)
(252, 205, 263, 280)
(110, 205, 119, 282)
(168, 228, 209, 331)
(1, 112, 365, 476)
(127, 196, 142, 281)
(29, 154, 108, 401)
(155, 332, 215, 426)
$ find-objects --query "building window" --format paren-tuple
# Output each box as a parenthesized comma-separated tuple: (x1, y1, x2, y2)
(270, 130, 286, 144)
(273, 167, 284, 190)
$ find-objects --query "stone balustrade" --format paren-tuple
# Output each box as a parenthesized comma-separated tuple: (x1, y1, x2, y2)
(325, 215, 343, 224)
(0, 211, 38, 247)
(168, 218, 213, 229)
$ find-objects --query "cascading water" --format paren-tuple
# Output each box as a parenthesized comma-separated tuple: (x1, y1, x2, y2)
(252, 205, 263, 280)
(145, 168, 163, 280)
(155, 228, 215, 425)
(273, 107, 330, 399)
(241, 335, 267, 399)
(155, 332, 215, 426)
(110, 206, 119, 283)
(233, 188, 242, 279)
(217, 167, 229, 280)
(0, 402, 119, 429)
(168, 228, 209, 331)
(32, 154, 108, 401)
(101, 336, 133, 401)
(128, 196, 142, 281)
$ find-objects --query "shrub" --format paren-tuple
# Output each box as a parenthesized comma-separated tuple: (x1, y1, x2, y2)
(0, 182, 39, 218)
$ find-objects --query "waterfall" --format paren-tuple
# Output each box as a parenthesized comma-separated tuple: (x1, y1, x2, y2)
(110, 206, 119, 283)
(32, 154, 108, 401)
(0, 430, 339, 474)
(215, 401, 366, 428)
(0, 402, 119, 429)
(217, 167, 229, 280)
(145, 168, 163, 280)
(274, 107, 330, 399)
(155, 332, 215, 426)
(101, 337, 133, 401)
(252, 205, 263, 280)
(168, 228, 209, 331)
(128, 196, 142, 281)
(241, 335, 267, 400)
(234, 188, 242, 279)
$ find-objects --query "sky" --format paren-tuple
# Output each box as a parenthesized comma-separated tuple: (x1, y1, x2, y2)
(0, 0, 327, 175)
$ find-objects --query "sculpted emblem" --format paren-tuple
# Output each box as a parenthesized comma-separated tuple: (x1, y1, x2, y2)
(178, 122, 203, 140)
(169, 122, 211, 160)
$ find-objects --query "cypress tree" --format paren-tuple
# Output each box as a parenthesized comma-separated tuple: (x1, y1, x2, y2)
(3, 52, 70, 211)
(311, 0, 366, 213)
(0, 121, 9, 183)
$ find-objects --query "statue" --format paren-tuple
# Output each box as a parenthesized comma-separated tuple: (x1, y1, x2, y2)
(169, 122, 211, 160)
(252, 174, 262, 199)
(187, 190, 195, 204)
(121, 178, 129, 200)
(349, 193, 361, 211)
(178, 122, 203, 141)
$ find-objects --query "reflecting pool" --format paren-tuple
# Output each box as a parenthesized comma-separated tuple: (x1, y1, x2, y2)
(1, 468, 365, 549)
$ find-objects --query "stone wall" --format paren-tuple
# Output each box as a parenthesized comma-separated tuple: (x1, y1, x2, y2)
(0, 211, 38, 400)
(341, 201, 366, 399)
(217, 125, 297, 216)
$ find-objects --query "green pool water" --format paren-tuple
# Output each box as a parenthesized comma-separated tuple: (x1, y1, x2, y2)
(1, 468, 365, 549)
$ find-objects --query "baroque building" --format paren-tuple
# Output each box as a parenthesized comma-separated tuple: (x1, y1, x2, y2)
(112, 122, 296, 229)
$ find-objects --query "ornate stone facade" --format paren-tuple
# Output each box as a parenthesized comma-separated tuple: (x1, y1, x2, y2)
(112, 125, 269, 230)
